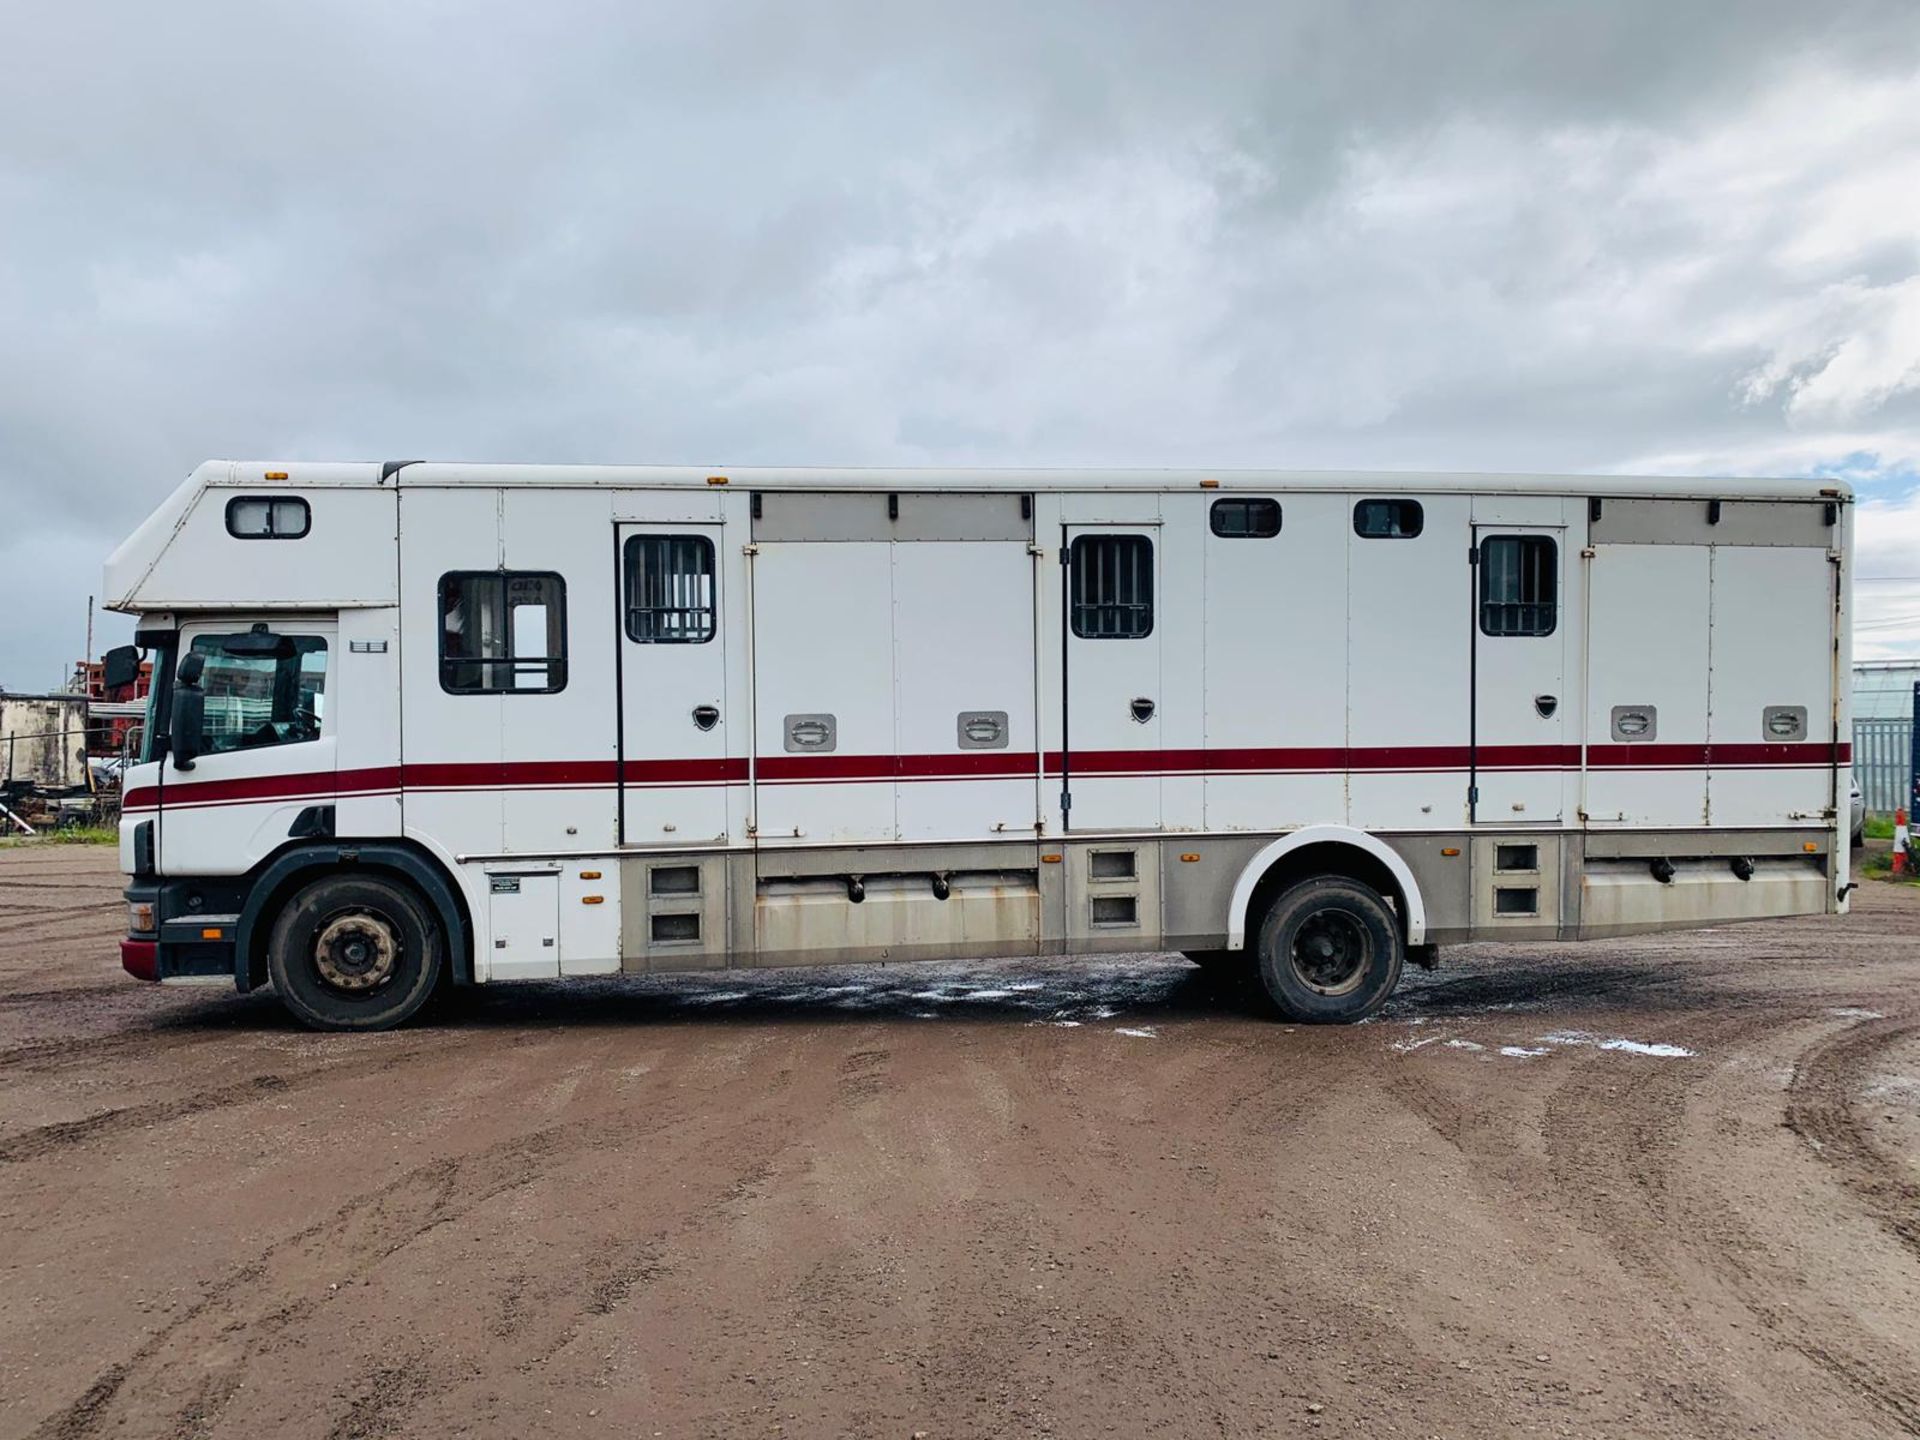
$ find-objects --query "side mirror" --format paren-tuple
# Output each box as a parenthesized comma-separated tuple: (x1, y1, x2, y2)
(101, 643, 141, 691)
(170, 654, 206, 771)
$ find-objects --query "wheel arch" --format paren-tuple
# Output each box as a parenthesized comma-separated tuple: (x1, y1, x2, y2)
(234, 840, 473, 992)
(1225, 827, 1427, 950)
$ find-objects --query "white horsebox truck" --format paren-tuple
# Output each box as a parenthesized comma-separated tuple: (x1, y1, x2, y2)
(106, 462, 1853, 1031)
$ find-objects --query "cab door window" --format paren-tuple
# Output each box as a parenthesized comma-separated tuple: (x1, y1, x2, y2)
(187, 635, 329, 753)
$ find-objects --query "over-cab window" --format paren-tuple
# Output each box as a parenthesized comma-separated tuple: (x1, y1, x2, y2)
(1479, 536, 1557, 637)
(1070, 534, 1154, 639)
(1353, 498, 1423, 538)
(187, 634, 328, 753)
(1209, 498, 1281, 538)
(439, 572, 568, 693)
(225, 496, 310, 539)
(623, 535, 716, 644)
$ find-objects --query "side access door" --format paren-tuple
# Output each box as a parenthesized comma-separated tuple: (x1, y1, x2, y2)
(616, 517, 741, 845)
(1060, 516, 1163, 832)
(1471, 524, 1566, 823)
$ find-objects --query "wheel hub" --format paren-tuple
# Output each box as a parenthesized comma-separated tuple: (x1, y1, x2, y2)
(1290, 910, 1370, 996)
(313, 911, 400, 992)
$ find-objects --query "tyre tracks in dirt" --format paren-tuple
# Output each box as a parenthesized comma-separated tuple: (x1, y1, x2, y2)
(6, 846, 1920, 1439)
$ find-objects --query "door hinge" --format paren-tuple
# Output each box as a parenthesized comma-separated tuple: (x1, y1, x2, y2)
(1468, 785, 1479, 805)
(1058, 546, 1071, 567)
(1468, 545, 1479, 565)
(1059, 790, 1072, 813)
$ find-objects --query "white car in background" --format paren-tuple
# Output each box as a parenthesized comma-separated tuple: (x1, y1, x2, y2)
(1851, 777, 1864, 847)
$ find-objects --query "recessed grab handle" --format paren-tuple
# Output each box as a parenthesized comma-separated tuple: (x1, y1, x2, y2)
(691, 704, 720, 731)
(1130, 697, 1156, 723)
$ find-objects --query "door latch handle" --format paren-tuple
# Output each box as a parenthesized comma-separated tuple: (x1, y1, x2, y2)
(1130, 697, 1156, 723)
(692, 704, 720, 731)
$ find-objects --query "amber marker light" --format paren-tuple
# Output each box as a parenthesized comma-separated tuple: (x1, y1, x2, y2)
(201, 927, 224, 940)
(1199, 478, 1220, 488)
(265, 470, 288, 480)
(706, 474, 729, 485)
(1441, 847, 1461, 857)
(579, 870, 602, 880)
(1040, 853, 1062, 864)
(1180, 853, 1201, 862)
(581, 895, 605, 905)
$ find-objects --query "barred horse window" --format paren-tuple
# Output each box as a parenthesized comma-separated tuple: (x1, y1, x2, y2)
(624, 535, 716, 644)
(439, 572, 568, 693)
(1070, 534, 1154, 639)
(1479, 536, 1558, 637)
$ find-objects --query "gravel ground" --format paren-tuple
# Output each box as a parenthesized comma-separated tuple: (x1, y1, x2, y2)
(2, 844, 1917, 1439)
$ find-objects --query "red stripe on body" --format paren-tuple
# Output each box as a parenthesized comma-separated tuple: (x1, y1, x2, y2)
(121, 740, 1853, 811)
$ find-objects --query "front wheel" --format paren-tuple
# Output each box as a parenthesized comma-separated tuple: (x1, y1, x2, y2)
(1253, 877, 1403, 1023)
(267, 873, 446, 1031)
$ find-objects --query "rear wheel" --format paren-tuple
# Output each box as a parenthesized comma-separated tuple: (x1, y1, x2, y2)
(267, 874, 446, 1031)
(1253, 876, 1403, 1023)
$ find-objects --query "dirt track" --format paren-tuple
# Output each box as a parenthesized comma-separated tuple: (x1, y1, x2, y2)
(2, 847, 1918, 1439)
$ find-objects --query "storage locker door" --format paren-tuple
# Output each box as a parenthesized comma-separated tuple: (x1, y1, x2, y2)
(1472, 526, 1566, 823)
(750, 540, 898, 844)
(617, 524, 733, 845)
(892, 540, 1041, 842)
(1062, 525, 1162, 832)
(1584, 545, 1711, 825)
(1706, 546, 1838, 826)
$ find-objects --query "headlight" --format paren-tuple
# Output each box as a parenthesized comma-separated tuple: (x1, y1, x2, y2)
(127, 901, 156, 934)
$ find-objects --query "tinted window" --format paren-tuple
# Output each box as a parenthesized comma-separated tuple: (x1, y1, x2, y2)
(1479, 536, 1557, 636)
(439, 572, 568, 693)
(225, 496, 310, 539)
(187, 634, 327, 753)
(624, 535, 716, 643)
(1353, 499, 1423, 538)
(1209, 498, 1281, 538)
(1070, 534, 1153, 639)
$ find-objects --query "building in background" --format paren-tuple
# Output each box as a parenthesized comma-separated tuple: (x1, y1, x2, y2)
(1851, 660, 1920, 813)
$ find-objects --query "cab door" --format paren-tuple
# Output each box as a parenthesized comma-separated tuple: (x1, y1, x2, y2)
(616, 523, 735, 845)
(1471, 526, 1566, 823)
(157, 618, 338, 875)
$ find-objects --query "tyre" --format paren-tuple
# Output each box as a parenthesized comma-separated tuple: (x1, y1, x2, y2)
(1252, 876, 1403, 1023)
(266, 873, 447, 1031)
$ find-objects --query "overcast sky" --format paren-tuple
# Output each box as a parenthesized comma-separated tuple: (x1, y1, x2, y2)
(4, 1, 1920, 687)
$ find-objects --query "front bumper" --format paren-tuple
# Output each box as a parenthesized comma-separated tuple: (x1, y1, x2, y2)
(122, 876, 241, 986)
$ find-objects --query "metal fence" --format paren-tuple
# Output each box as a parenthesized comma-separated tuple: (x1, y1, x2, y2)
(1854, 717, 1911, 814)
